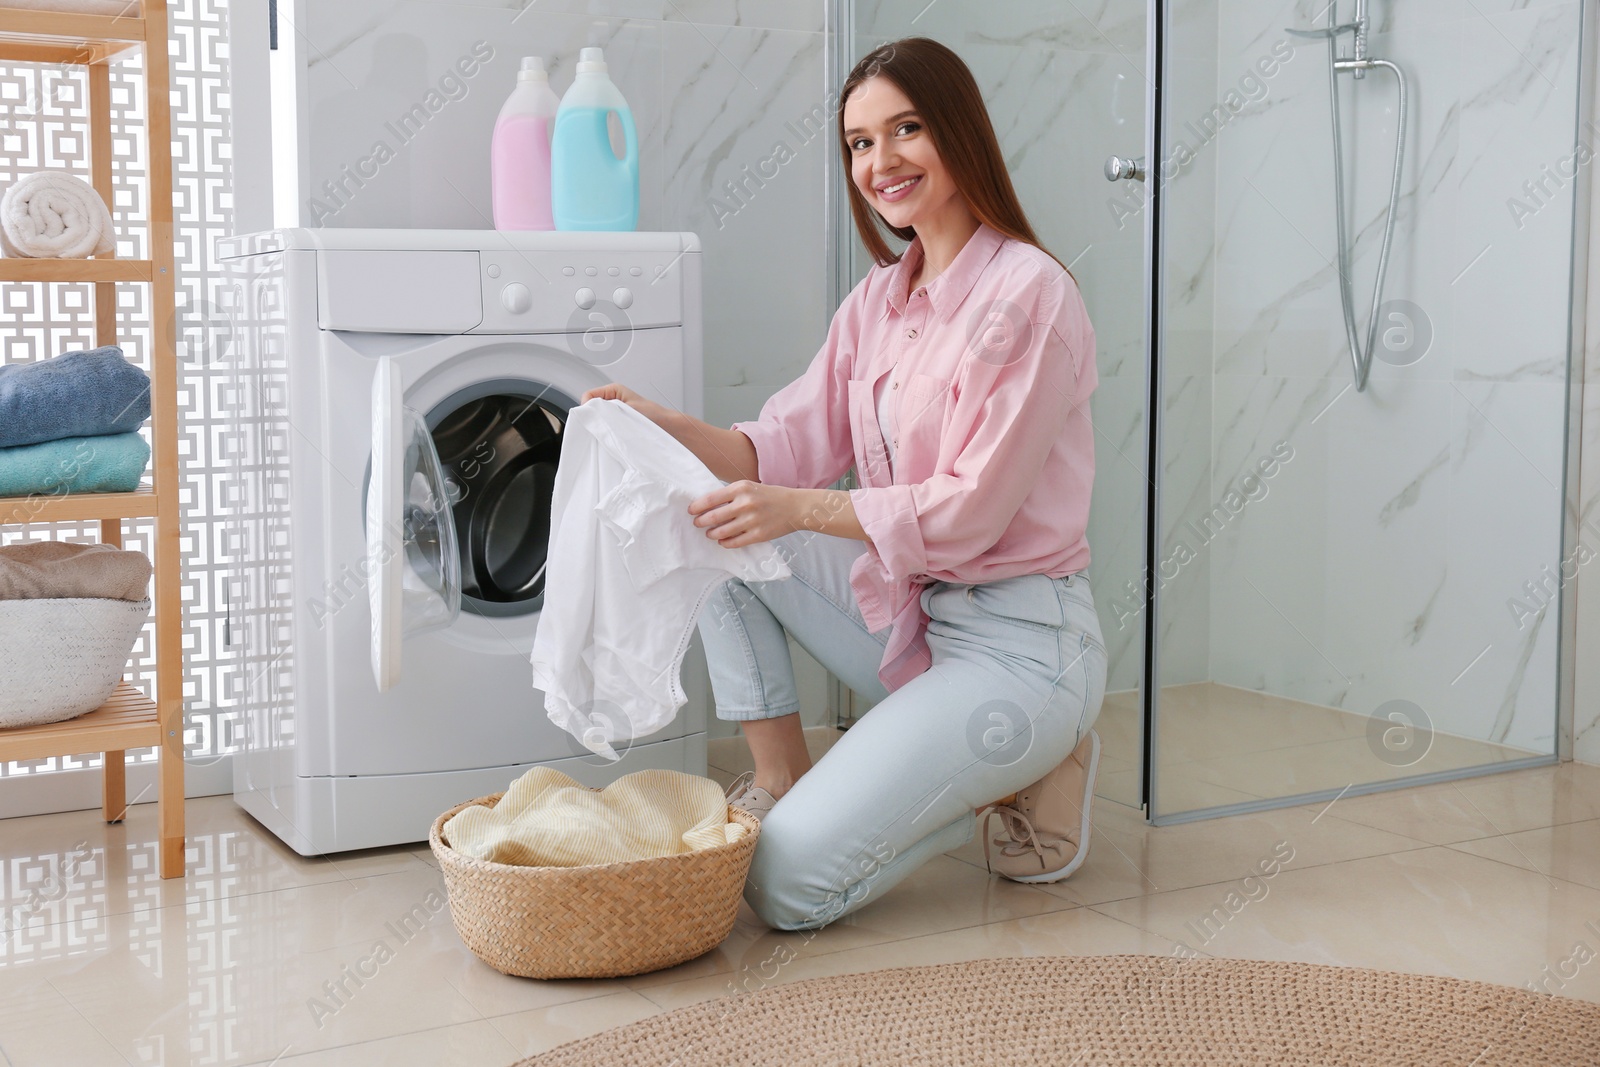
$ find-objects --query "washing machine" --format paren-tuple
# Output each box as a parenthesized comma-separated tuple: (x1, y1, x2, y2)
(216, 228, 709, 855)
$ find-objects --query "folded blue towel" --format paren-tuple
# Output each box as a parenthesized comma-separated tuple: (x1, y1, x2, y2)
(0, 346, 151, 449)
(0, 432, 151, 497)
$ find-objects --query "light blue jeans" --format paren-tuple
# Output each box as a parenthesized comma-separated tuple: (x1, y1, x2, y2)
(696, 528, 1108, 931)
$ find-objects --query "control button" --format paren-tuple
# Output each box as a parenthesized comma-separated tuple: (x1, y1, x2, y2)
(562, 266, 575, 276)
(501, 282, 532, 314)
(613, 287, 634, 309)
(486, 264, 501, 279)
(607, 266, 620, 276)
(584, 266, 598, 276)
(629, 266, 642, 276)
(574, 286, 596, 309)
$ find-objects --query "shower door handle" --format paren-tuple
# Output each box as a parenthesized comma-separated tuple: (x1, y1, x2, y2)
(1105, 155, 1146, 182)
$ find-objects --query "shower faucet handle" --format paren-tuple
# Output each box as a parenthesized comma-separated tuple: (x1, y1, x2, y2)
(1104, 155, 1145, 182)
(1285, 21, 1358, 39)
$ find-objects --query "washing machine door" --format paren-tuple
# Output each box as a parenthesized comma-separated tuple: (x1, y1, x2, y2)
(367, 356, 462, 691)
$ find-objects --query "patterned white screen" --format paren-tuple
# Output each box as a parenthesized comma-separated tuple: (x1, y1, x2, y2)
(0, 0, 235, 780)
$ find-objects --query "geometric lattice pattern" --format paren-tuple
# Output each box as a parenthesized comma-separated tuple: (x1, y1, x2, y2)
(0, 0, 234, 777)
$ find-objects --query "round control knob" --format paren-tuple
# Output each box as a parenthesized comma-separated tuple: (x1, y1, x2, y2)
(613, 287, 634, 309)
(501, 282, 531, 314)
(574, 287, 596, 309)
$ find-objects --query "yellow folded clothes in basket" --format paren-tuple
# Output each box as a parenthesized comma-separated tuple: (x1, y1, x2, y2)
(443, 766, 748, 868)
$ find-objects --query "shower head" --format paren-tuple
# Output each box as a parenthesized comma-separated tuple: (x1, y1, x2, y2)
(1288, 1, 1371, 40)
(1287, 0, 1375, 73)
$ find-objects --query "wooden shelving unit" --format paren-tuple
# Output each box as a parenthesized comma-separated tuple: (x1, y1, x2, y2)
(0, 0, 185, 878)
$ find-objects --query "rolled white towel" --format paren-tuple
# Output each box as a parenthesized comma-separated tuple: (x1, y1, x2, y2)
(0, 172, 116, 259)
(0, 1, 139, 14)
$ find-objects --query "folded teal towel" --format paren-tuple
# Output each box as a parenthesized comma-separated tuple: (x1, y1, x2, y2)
(0, 433, 151, 497)
(0, 346, 151, 449)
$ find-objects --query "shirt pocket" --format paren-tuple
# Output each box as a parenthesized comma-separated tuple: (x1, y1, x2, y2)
(594, 466, 673, 591)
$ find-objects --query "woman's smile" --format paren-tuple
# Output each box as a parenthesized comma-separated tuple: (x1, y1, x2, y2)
(878, 174, 923, 202)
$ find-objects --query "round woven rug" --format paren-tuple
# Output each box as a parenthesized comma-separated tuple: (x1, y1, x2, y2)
(515, 954, 1600, 1066)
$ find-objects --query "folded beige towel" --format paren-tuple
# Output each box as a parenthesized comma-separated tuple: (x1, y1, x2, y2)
(444, 767, 748, 868)
(0, 541, 151, 601)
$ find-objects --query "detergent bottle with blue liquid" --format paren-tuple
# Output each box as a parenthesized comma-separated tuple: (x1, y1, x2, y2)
(550, 46, 639, 231)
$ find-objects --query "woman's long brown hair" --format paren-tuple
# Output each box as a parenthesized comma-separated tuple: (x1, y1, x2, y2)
(836, 37, 1077, 286)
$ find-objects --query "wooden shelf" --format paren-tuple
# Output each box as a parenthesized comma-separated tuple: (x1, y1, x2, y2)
(0, 681, 157, 764)
(0, 258, 152, 283)
(0, 37, 134, 64)
(0, 485, 157, 526)
(0, 0, 185, 877)
(0, 9, 146, 45)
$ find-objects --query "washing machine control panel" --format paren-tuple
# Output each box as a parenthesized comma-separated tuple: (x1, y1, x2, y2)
(474, 254, 685, 334)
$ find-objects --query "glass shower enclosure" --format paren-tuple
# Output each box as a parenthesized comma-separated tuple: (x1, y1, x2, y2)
(837, 0, 1585, 822)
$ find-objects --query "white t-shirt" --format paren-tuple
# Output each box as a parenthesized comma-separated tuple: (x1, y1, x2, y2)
(874, 371, 896, 476)
(530, 399, 791, 759)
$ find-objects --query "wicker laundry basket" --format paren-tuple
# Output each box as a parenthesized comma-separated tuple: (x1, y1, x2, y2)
(0, 597, 151, 728)
(430, 791, 762, 979)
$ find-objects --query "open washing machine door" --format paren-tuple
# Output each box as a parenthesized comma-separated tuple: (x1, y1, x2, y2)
(368, 357, 462, 691)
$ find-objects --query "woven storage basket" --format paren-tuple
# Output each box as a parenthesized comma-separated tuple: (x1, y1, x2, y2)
(0, 597, 150, 728)
(430, 790, 761, 979)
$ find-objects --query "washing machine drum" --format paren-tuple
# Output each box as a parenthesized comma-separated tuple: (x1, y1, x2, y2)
(426, 384, 574, 619)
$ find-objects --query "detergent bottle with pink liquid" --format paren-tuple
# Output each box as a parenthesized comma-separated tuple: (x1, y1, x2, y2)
(491, 56, 560, 230)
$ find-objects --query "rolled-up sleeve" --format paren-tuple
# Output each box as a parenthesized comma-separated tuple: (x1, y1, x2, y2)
(851, 271, 1084, 579)
(731, 280, 864, 490)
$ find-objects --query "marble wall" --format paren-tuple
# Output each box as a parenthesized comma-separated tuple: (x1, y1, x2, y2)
(280, 0, 834, 436)
(1163, 0, 1580, 754)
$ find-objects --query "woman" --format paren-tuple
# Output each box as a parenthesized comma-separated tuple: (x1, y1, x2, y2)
(580, 37, 1106, 932)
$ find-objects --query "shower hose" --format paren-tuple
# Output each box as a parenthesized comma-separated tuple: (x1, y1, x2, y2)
(1290, 21, 1409, 390)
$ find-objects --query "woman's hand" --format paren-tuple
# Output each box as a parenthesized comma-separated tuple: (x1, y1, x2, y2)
(580, 382, 668, 426)
(688, 480, 802, 549)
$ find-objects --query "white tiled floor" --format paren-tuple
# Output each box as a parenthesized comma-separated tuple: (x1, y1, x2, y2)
(1, 735, 1596, 1066)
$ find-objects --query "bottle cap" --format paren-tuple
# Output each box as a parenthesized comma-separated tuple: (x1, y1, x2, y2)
(517, 56, 547, 82)
(576, 46, 606, 75)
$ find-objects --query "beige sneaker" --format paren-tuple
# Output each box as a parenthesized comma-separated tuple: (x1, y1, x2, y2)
(975, 729, 1100, 883)
(723, 770, 779, 822)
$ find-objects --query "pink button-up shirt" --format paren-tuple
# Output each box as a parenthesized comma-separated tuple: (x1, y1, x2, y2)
(733, 221, 1097, 693)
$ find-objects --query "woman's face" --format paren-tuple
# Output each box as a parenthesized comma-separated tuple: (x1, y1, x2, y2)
(843, 75, 955, 230)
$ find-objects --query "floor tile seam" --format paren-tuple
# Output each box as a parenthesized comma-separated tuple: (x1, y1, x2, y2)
(231, 1015, 522, 1067)
(482, 985, 668, 1038)
(1316, 807, 1592, 846)
(1003, 837, 1440, 908)
(629, 889, 1089, 999)
(43, 974, 137, 1067)
(1435, 840, 1600, 894)
(1077, 904, 1226, 958)
(626, 898, 1108, 1010)
(0, 863, 441, 942)
(444, 966, 659, 1025)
